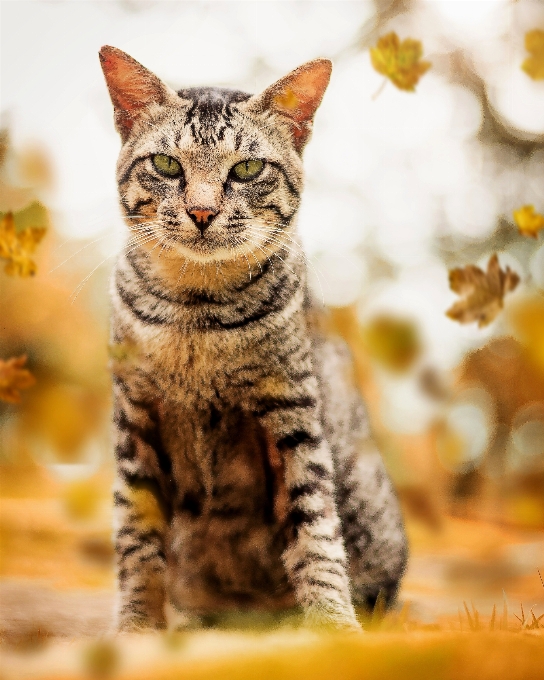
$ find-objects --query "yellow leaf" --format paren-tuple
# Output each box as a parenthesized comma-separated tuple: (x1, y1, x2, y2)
(446, 254, 520, 328)
(0, 355, 36, 403)
(513, 204, 544, 238)
(0, 210, 46, 276)
(522, 29, 544, 81)
(362, 315, 421, 373)
(370, 32, 431, 92)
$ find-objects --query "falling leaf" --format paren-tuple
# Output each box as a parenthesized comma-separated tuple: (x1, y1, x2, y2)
(446, 254, 520, 328)
(370, 32, 431, 92)
(522, 29, 544, 80)
(362, 315, 421, 372)
(513, 204, 544, 238)
(0, 355, 36, 403)
(0, 210, 46, 276)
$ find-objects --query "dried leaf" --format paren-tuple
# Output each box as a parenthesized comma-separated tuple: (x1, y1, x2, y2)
(446, 254, 520, 328)
(522, 29, 544, 81)
(513, 204, 544, 238)
(370, 32, 431, 92)
(0, 355, 36, 403)
(0, 210, 46, 276)
(362, 315, 421, 372)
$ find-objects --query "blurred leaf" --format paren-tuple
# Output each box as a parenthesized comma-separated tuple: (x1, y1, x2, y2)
(370, 32, 431, 92)
(362, 315, 421, 372)
(83, 639, 119, 679)
(78, 536, 114, 565)
(26, 384, 100, 462)
(0, 210, 46, 276)
(507, 295, 544, 373)
(522, 29, 544, 80)
(446, 254, 520, 328)
(513, 204, 544, 238)
(64, 480, 101, 520)
(0, 355, 35, 403)
(18, 144, 54, 190)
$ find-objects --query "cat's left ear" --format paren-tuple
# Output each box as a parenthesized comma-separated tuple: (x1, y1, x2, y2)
(249, 59, 332, 152)
(99, 45, 178, 141)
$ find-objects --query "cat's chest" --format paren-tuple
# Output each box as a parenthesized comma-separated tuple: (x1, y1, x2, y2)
(135, 323, 247, 403)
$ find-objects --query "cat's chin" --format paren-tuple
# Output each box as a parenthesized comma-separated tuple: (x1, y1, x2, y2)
(165, 239, 270, 266)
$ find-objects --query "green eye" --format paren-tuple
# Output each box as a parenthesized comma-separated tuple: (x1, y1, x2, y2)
(152, 154, 182, 177)
(232, 159, 264, 181)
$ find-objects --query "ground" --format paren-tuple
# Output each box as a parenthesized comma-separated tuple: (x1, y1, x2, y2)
(0, 463, 543, 679)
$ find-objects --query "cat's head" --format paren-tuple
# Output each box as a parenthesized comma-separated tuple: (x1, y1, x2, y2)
(99, 46, 331, 266)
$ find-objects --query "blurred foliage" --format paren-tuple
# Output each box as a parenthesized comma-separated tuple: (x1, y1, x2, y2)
(446, 254, 520, 328)
(513, 204, 544, 239)
(83, 639, 120, 679)
(0, 355, 35, 403)
(0, 209, 47, 277)
(522, 29, 544, 81)
(63, 479, 103, 521)
(370, 32, 431, 92)
(362, 315, 421, 373)
(507, 294, 544, 375)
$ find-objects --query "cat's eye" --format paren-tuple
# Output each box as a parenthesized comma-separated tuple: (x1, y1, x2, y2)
(232, 159, 264, 181)
(152, 154, 182, 178)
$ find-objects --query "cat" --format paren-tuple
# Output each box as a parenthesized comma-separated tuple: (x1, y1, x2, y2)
(99, 45, 408, 632)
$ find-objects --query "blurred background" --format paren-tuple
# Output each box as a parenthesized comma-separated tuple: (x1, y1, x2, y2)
(1, 0, 543, 655)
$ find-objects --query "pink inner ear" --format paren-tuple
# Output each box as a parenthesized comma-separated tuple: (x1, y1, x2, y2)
(273, 67, 331, 123)
(99, 46, 164, 114)
(266, 60, 331, 150)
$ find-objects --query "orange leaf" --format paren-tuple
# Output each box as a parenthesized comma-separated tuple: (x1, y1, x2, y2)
(0, 211, 46, 276)
(446, 254, 520, 328)
(513, 204, 544, 238)
(370, 32, 431, 92)
(0, 355, 36, 403)
(522, 29, 544, 81)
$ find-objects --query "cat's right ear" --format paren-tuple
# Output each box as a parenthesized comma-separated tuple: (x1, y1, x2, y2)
(99, 46, 176, 141)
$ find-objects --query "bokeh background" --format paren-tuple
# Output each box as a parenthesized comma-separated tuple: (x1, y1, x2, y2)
(1, 1, 543, 677)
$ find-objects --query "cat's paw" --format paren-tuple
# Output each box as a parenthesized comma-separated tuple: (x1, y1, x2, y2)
(303, 604, 362, 632)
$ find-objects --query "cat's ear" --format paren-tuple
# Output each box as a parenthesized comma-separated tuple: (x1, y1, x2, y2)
(249, 59, 332, 152)
(99, 46, 176, 141)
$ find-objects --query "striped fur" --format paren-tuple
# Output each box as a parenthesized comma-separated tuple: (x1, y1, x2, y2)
(101, 47, 407, 632)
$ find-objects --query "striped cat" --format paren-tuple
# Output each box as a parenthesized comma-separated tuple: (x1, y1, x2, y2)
(100, 46, 407, 632)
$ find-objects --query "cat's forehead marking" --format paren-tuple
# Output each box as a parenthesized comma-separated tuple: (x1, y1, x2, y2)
(176, 87, 251, 148)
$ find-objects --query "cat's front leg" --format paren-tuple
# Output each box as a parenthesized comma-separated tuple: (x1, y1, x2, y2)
(256, 387, 360, 631)
(112, 375, 170, 632)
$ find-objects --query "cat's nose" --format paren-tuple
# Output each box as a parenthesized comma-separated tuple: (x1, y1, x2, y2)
(187, 207, 218, 234)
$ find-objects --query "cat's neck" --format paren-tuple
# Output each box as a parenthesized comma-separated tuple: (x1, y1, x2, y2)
(136, 238, 278, 294)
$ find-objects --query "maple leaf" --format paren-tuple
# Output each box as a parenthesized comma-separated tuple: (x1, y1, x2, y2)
(513, 204, 544, 238)
(446, 254, 520, 328)
(522, 29, 544, 81)
(0, 355, 36, 403)
(0, 211, 46, 276)
(370, 32, 431, 92)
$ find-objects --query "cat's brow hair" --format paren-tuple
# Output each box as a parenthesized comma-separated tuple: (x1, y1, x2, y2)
(108, 69, 408, 632)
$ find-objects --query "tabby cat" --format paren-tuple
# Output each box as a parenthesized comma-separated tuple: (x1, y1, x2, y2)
(99, 46, 407, 632)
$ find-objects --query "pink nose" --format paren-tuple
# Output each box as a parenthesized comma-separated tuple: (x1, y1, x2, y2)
(187, 208, 218, 232)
